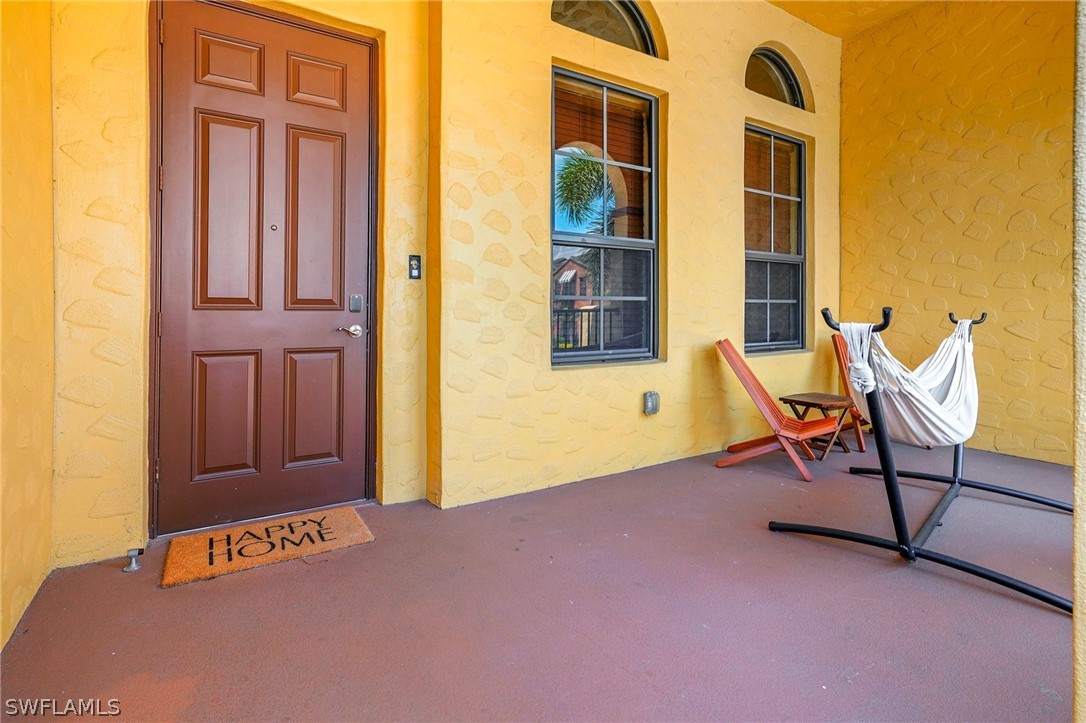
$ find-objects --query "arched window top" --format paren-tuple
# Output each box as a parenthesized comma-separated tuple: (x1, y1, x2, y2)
(551, 0, 658, 57)
(745, 48, 805, 109)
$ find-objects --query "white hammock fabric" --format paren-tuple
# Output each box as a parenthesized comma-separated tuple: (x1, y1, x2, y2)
(840, 320, 978, 448)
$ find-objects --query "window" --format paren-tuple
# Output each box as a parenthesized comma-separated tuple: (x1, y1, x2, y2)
(745, 49, 804, 109)
(744, 126, 805, 352)
(552, 70, 657, 363)
(551, 0, 658, 57)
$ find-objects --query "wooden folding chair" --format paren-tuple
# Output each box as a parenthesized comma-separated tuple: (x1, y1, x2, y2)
(831, 333, 869, 452)
(715, 339, 842, 482)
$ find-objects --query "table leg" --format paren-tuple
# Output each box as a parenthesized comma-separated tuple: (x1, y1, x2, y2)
(815, 408, 851, 455)
(786, 403, 811, 421)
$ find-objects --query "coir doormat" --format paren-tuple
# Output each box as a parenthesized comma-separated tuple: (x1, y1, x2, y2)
(161, 507, 373, 587)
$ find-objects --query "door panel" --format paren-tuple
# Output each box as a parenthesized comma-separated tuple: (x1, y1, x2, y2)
(157, 1, 374, 534)
(193, 351, 261, 479)
(287, 53, 347, 110)
(196, 30, 265, 94)
(286, 127, 344, 308)
(284, 348, 343, 467)
(195, 111, 263, 309)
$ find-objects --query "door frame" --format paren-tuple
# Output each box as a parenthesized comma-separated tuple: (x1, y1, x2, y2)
(147, 0, 380, 538)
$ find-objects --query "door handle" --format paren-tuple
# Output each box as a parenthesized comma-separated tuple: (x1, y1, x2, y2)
(337, 324, 364, 339)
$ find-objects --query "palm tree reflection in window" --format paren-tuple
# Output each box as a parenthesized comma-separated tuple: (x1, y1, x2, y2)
(554, 147, 615, 237)
(553, 145, 649, 353)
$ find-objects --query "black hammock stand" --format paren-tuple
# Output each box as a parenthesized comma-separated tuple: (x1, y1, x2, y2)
(768, 307, 1073, 613)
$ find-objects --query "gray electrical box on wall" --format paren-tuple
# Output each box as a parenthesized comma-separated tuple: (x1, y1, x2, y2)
(643, 391, 660, 415)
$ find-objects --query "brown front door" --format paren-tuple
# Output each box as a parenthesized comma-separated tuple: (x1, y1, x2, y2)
(157, 1, 375, 534)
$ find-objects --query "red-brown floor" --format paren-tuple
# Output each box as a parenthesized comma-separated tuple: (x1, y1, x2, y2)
(1, 442, 1073, 721)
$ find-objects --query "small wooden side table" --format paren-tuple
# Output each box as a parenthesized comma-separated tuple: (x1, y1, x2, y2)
(778, 392, 854, 460)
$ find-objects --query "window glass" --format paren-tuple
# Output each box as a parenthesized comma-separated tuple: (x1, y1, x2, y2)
(744, 303, 767, 344)
(552, 71, 657, 363)
(603, 248, 650, 297)
(552, 246, 601, 353)
(553, 301, 600, 352)
(744, 130, 772, 191)
(744, 192, 772, 252)
(745, 49, 805, 109)
(773, 199, 801, 254)
(745, 260, 768, 300)
(551, 0, 657, 56)
(744, 126, 805, 351)
(769, 302, 799, 344)
(608, 166, 650, 240)
(602, 300, 648, 352)
(769, 263, 800, 301)
(554, 79, 605, 151)
(552, 245, 600, 297)
(773, 141, 799, 197)
(605, 90, 650, 166)
(553, 152, 608, 236)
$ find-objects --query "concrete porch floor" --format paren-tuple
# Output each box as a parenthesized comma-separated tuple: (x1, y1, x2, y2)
(1, 442, 1073, 721)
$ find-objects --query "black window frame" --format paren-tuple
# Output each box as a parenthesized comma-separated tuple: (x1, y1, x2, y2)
(551, 68, 659, 365)
(551, 0, 659, 57)
(743, 124, 807, 353)
(746, 48, 805, 109)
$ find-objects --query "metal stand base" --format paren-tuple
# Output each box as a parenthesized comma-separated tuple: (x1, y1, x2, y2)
(767, 521, 1072, 612)
(772, 308, 1072, 613)
(849, 463, 1072, 513)
(849, 441, 1072, 547)
(770, 428, 1072, 612)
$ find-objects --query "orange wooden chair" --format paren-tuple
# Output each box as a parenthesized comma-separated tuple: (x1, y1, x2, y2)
(715, 339, 842, 482)
(831, 333, 869, 452)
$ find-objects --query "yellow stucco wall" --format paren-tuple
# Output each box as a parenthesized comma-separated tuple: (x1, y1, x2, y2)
(428, 0, 842, 506)
(49, 0, 150, 566)
(4, 0, 1083, 686)
(840, 1, 1075, 463)
(1, 0, 56, 645)
(44, 0, 430, 570)
(253, 0, 431, 505)
(1071, 0, 1084, 716)
(40, 0, 841, 560)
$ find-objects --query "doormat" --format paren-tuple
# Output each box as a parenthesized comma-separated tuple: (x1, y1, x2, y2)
(161, 507, 373, 587)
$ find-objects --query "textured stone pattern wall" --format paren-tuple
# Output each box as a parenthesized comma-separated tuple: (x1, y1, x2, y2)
(1, 0, 56, 645)
(840, 1, 1074, 463)
(431, 1, 843, 506)
(296, 1, 431, 504)
(50, 1, 149, 566)
(1071, 0, 1085, 710)
(47, 0, 430, 568)
(195, 0, 431, 505)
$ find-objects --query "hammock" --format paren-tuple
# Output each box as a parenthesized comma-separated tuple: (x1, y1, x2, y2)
(768, 307, 1072, 613)
(840, 320, 977, 448)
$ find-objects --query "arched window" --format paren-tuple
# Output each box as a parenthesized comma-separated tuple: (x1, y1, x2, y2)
(551, 0, 658, 57)
(745, 48, 804, 109)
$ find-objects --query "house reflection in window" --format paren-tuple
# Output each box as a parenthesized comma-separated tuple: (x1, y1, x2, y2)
(552, 256, 599, 350)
